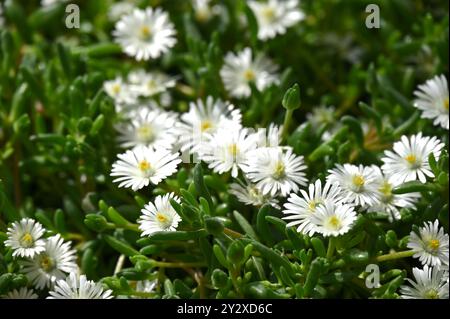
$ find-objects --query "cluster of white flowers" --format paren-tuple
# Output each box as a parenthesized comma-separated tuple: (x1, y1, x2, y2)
(2, 218, 112, 299)
(104, 70, 176, 112)
(282, 130, 444, 238)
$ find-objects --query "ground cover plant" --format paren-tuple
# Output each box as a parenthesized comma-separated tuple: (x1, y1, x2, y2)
(0, 0, 448, 299)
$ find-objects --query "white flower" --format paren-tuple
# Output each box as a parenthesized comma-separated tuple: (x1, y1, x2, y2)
(283, 179, 343, 236)
(133, 280, 157, 298)
(41, 0, 66, 7)
(116, 107, 178, 150)
(113, 8, 177, 61)
(381, 133, 445, 184)
(1, 287, 38, 299)
(220, 47, 279, 98)
(128, 69, 176, 97)
(327, 164, 379, 206)
(104, 77, 137, 106)
(20, 235, 78, 290)
(308, 201, 357, 237)
(367, 167, 420, 222)
(138, 193, 182, 236)
(413, 74, 449, 130)
(408, 220, 449, 267)
(192, 0, 219, 23)
(400, 265, 449, 299)
(229, 181, 279, 208)
(255, 124, 282, 148)
(48, 272, 113, 299)
(248, 0, 304, 40)
(175, 96, 242, 153)
(307, 105, 336, 127)
(108, 1, 135, 22)
(243, 147, 307, 197)
(199, 127, 258, 178)
(5, 218, 46, 258)
(111, 146, 181, 191)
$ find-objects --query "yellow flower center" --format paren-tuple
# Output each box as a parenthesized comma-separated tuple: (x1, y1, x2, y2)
(228, 143, 239, 157)
(112, 84, 121, 95)
(20, 233, 34, 247)
(444, 98, 449, 111)
(405, 154, 416, 164)
(272, 161, 286, 180)
(243, 69, 256, 81)
(327, 215, 341, 230)
(147, 79, 157, 90)
(200, 120, 213, 132)
(261, 7, 275, 22)
(139, 26, 152, 40)
(425, 289, 439, 299)
(136, 124, 154, 143)
(156, 212, 168, 223)
(379, 181, 393, 202)
(428, 239, 440, 251)
(40, 255, 55, 272)
(138, 160, 151, 172)
(352, 175, 365, 187)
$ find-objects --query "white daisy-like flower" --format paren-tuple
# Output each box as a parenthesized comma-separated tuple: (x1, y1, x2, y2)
(20, 234, 78, 290)
(255, 124, 282, 148)
(407, 220, 449, 267)
(327, 164, 380, 206)
(111, 145, 182, 191)
(367, 167, 420, 222)
(381, 133, 445, 184)
(104, 77, 137, 106)
(48, 272, 113, 299)
(229, 181, 279, 208)
(400, 265, 449, 299)
(5, 218, 46, 258)
(116, 107, 178, 150)
(138, 193, 182, 236)
(308, 201, 357, 237)
(220, 47, 279, 98)
(248, 0, 305, 40)
(1, 287, 38, 299)
(133, 279, 158, 298)
(175, 96, 242, 154)
(283, 179, 343, 236)
(192, 0, 219, 23)
(243, 147, 308, 197)
(307, 105, 336, 127)
(199, 127, 258, 178)
(128, 69, 176, 98)
(413, 74, 449, 130)
(113, 8, 177, 61)
(108, 1, 135, 22)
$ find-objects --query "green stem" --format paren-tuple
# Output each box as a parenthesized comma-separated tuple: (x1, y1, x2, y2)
(282, 109, 294, 142)
(327, 237, 336, 259)
(155, 261, 206, 268)
(375, 250, 415, 262)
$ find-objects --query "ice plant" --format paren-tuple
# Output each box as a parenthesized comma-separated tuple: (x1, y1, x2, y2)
(138, 193, 182, 236)
(47, 273, 113, 299)
(110, 145, 181, 191)
(413, 74, 449, 130)
(408, 220, 449, 267)
(113, 8, 177, 61)
(381, 133, 445, 184)
(220, 48, 279, 98)
(248, 0, 305, 40)
(5, 218, 46, 258)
